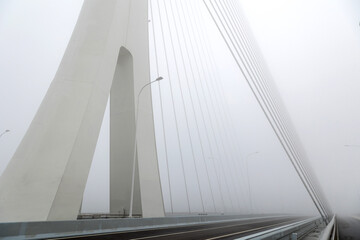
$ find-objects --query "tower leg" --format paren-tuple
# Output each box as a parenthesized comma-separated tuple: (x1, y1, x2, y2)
(109, 47, 142, 216)
(0, 0, 164, 222)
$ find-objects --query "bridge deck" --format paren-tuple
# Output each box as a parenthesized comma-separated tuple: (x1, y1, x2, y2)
(50, 217, 301, 240)
(0, 216, 307, 240)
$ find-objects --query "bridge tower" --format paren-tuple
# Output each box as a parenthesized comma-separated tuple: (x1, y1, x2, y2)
(0, 0, 165, 222)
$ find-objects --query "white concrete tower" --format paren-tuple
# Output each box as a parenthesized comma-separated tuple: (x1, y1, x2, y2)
(0, 0, 164, 222)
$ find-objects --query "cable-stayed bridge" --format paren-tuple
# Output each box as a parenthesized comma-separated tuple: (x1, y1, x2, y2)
(0, 0, 340, 239)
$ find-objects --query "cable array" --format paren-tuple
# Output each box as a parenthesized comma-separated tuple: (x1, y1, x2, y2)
(148, 0, 331, 219)
(203, 0, 332, 222)
(149, 0, 250, 214)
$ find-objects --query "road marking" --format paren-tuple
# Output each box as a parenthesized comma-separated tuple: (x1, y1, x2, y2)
(205, 226, 269, 240)
(204, 221, 293, 240)
(129, 221, 265, 240)
(49, 219, 264, 240)
(130, 219, 296, 240)
(49, 217, 294, 240)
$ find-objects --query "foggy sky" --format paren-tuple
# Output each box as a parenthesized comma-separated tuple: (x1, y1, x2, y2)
(240, 0, 360, 215)
(0, 0, 358, 215)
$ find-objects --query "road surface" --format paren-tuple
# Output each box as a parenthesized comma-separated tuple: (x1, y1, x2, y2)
(49, 216, 304, 240)
(338, 216, 360, 240)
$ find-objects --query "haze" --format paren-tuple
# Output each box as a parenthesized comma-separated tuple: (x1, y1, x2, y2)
(0, 0, 359, 216)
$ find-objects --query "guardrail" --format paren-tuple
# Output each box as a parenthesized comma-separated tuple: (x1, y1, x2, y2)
(320, 215, 338, 240)
(0, 214, 288, 240)
(238, 217, 323, 240)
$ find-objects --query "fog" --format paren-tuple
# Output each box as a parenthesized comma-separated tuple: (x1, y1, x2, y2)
(240, 0, 360, 215)
(0, 0, 359, 216)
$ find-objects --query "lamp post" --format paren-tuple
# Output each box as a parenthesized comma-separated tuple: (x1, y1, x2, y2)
(0, 130, 10, 138)
(245, 151, 259, 214)
(129, 76, 163, 218)
(344, 145, 360, 148)
(344, 144, 360, 214)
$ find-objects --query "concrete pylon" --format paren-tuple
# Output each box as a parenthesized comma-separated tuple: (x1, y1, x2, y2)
(0, 0, 164, 222)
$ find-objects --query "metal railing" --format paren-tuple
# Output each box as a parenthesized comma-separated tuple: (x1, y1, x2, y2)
(320, 215, 338, 240)
(238, 217, 322, 240)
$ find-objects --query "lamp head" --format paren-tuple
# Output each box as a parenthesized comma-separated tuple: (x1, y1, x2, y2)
(156, 76, 163, 81)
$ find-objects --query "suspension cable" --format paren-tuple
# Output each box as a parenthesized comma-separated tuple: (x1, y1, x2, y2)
(149, 0, 174, 214)
(157, 0, 191, 213)
(172, 0, 219, 213)
(203, 0, 330, 221)
(164, 0, 206, 213)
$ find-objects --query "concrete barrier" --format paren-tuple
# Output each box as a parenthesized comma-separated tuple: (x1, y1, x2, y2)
(0, 214, 282, 239)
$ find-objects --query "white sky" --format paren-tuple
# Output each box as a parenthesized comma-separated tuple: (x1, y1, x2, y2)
(240, 0, 360, 214)
(0, 0, 359, 215)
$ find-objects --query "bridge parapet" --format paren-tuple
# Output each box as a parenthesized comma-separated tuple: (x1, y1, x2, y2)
(238, 217, 323, 240)
(319, 215, 338, 240)
(0, 215, 291, 239)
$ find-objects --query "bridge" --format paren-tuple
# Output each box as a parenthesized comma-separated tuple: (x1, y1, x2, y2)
(0, 0, 358, 239)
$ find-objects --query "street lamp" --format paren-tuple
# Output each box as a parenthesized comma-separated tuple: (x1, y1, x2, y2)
(0, 129, 10, 138)
(129, 76, 163, 218)
(344, 144, 360, 214)
(344, 145, 360, 148)
(245, 151, 259, 214)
